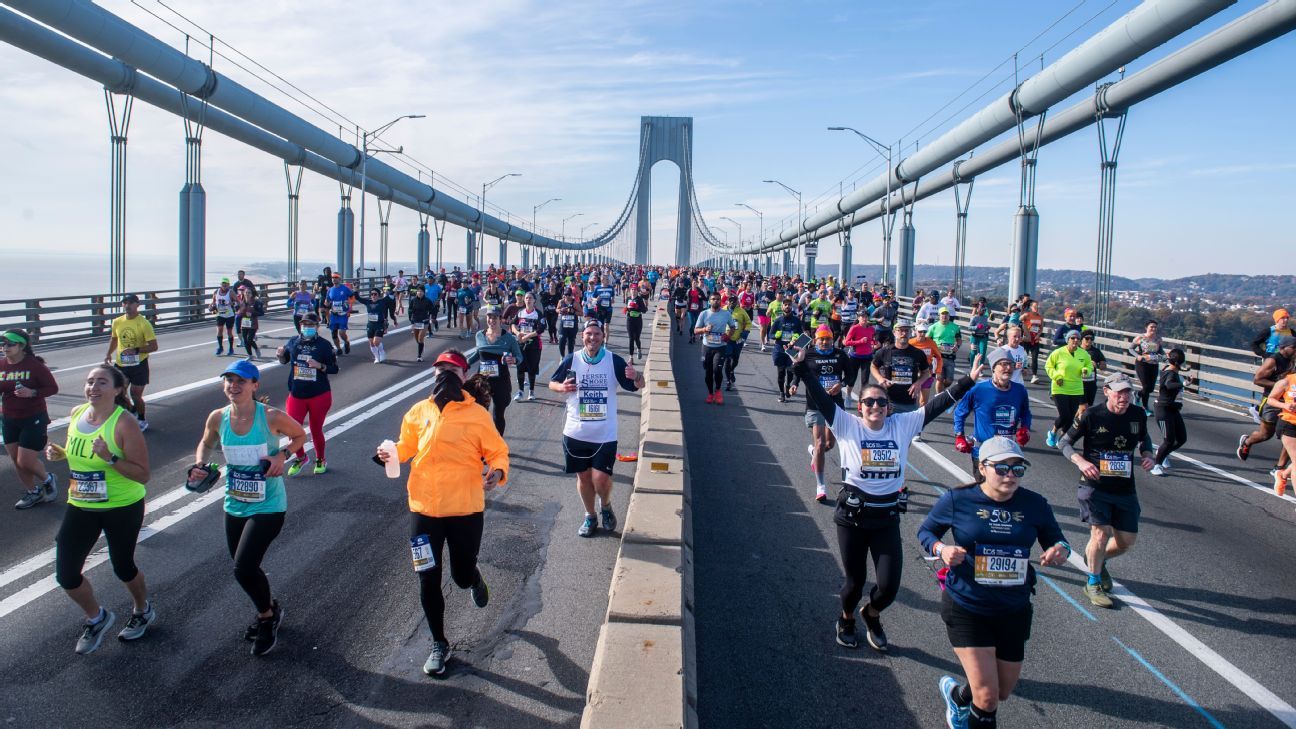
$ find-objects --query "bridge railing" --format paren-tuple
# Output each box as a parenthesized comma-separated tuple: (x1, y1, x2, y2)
(0, 276, 394, 348)
(946, 305, 1259, 411)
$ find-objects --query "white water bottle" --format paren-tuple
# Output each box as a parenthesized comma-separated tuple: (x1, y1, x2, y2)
(379, 439, 400, 479)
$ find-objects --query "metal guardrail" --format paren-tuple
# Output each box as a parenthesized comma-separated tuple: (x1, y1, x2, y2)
(945, 305, 1260, 411)
(0, 277, 394, 348)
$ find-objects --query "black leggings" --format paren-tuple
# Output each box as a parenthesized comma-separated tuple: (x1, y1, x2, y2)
(517, 346, 541, 391)
(1136, 362, 1158, 411)
(488, 374, 511, 434)
(845, 356, 871, 388)
(411, 511, 484, 643)
(1026, 343, 1041, 374)
(240, 324, 259, 356)
(1083, 380, 1098, 407)
(225, 511, 286, 613)
(777, 366, 794, 397)
(836, 519, 903, 616)
(56, 499, 145, 590)
(724, 342, 743, 381)
(626, 316, 644, 358)
(545, 311, 559, 342)
(1155, 402, 1187, 465)
(559, 330, 577, 359)
(1052, 393, 1085, 433)
(702, 346, 727, 394)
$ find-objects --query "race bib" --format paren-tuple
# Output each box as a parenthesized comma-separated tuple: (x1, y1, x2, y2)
(561, 315, 576, 329)
(891, 363, 913, 385)
(367, 312, 379, 322)
(293, 363, 317, 382)
(518, 318, 535, 332)
(119, 353, 140, 366)
(294, 303, 312, 316)
(938, 342, 956, 356)
(410, 535, 436, 573)
(331, 301, 347, 315)
(1029, 323, 1042, 334)
(704, 332, 723, 346)
(819, 375, 840, 391)
(579, 389, 608, 421)
(974, 544, 1029, 586)
(992, 405, 1017, 435)
(859, 442, 899, 471)
(69, 470, 108, 503)
(241, 318, 254, 329)
(480, 359, 501, 378)
(217, 305, 233, 317)
(226, 467, 267, 503)
(1098, 451, 1132, 478)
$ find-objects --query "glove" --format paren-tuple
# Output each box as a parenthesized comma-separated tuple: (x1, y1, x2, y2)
(1015, 426, 1031, 446)
(954, 434, 973, 454)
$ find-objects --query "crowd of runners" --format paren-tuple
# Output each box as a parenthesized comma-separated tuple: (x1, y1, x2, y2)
(1, 261, 1292, 726)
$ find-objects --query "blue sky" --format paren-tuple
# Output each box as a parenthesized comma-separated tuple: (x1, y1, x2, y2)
(1, 0, 1293, 279)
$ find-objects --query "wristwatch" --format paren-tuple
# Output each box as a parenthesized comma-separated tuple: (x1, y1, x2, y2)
(109, 454, 120, 465)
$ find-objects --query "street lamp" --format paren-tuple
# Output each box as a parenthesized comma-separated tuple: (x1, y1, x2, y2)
(530, 197, 561, 269)
(719, 215, 742, 268)
(480, 172, 521, 271)
(359, 114, 424, 277)
(763, 180, 801, 274)
(828, 126, 895, 284)
(579, 221, 600, 239)
(736, 202, 764, 272)
(561, 213, 583, 242)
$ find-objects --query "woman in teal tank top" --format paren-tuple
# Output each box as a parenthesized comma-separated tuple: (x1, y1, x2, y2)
(189, 360, 306, 657)
(44, 365, 155, 655)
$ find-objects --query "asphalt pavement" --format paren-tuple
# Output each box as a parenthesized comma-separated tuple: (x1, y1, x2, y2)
(0, 308, 651, 728)
(674, 325, 1296, 729)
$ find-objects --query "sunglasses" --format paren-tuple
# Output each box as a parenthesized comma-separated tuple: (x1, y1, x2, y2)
(986, 463, 1028, 477)
(859, 397, 889, 408)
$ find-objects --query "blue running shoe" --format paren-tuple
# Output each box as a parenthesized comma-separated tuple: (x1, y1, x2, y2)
(939, 675, 969, 729)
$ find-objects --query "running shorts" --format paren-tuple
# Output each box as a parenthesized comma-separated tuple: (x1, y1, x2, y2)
(216, 315, 236, 328)
(1276, 420, 1296, 439)
(563, 436, 617, 475)
(119, 360, 150, 387)
(941, 590, 1032, 662)
(1261, 402, 1279, 426)
(2, 411, 49, 450)
(366, 323, 388, 339)
(940, 358, 956, 381)
(804, 410, 828, 429)
(328, 315, 349, 332)
(1077, 483, 1140, 533)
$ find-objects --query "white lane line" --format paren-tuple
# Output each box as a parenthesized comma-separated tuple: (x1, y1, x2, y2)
(911, 439, 1296, 728)
(0, 351, 442, 595)
(53, 323, 299, 373)
(0, 363, 442, 620)
(44, 324, 416, 433)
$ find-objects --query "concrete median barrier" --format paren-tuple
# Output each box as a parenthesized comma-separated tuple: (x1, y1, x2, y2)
(582, 300, 697, 729)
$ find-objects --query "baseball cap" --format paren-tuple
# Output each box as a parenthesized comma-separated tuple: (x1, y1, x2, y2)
(221, 277, 231, 284)
(894, 319, 913, 330)
(987, 348, 1012, 367)
(583, 319, 604, 331)
(1103, 372, 1134, 392)
(433, 351, 470, 370)
(916, 321, 930, 332)
(978, 436, 1030, 465)
(483, 306, 502, 317)
(221, 360, 260, 381)
(939, 306, 950, 314)
(1275, 308, 1291, 322)
(121, 293, 140, 304)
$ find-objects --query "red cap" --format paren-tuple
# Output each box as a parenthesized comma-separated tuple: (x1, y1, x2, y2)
(433, 351, 470, 369)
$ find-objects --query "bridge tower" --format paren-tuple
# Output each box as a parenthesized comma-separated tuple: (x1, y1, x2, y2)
(634, 117, 694, 266)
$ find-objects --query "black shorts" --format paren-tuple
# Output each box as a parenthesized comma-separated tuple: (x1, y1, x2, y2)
(563, 436, 617, 475)
(366, 323, 388, 339)
(119, 360, 150, 387)
(1276, 420, 1296, 439)
(216, 315, 236, 328)
(1077, 483, 1140, 533)
(2, 411, 50, 451)
(941, 591, 1032, 662)
(1261, 403, 1279, 427)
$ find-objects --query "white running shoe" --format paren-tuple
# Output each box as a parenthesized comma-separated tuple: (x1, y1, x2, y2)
(527, 389, 536, 401)
(1150, 464, 1166, 477)
(513, 391, 523, 402)
(137, 419, 149, 433)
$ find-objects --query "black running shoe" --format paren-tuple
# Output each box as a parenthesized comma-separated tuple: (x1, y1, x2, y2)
(470, 576, 490, 608)
(247, 600, 282, 649)
(861, 604, 888, 652)
(835, 617, 858, 649)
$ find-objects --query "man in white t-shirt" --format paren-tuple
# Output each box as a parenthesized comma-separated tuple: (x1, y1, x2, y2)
(995, 325, 1029, 386)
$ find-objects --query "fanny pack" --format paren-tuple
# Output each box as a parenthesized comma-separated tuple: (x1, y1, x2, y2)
(833, 484, 907, 528)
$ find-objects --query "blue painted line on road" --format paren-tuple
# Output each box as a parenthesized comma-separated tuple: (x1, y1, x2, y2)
(1112, 636, 1227, 729)
(1037, 572, 1098, 622)
(907, 463, 946, 494)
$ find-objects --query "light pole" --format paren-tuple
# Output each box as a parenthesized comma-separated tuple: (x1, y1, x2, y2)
(736, 202, 763, 273)
(480, 172, 521, 271)
(763, 180, 801, 276)
(579, 221, 600, 239)
(719, 216, 742, 269)
(828, 126, 894, 284)
(359, 114, 424, 278)
(532, 197, 561, 268)
(561, 213, 583, 242)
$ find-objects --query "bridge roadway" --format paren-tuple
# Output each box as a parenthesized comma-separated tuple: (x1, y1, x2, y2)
(0, 311, 653, 727)
(676, 324, 1296, 728)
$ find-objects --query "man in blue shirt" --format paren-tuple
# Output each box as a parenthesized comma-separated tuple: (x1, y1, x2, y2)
(324, 275, 355, 354)
(953, 350, 1032, 483)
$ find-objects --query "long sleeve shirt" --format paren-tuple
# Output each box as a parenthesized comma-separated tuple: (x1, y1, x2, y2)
(0, 354, 59, 419)
(952, 380, 1032, 447)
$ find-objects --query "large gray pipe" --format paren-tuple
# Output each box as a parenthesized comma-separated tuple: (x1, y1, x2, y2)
(787, 0, 1296, 248)
(746, 0, 1233, 253)
(1, 0, 607, 251)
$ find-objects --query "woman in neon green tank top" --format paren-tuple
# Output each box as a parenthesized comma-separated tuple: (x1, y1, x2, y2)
(44, 365, 155, 655)
(190, 360, 306, 657)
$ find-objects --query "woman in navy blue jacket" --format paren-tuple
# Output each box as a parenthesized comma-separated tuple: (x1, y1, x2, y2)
(918, 436, 1070, 729)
